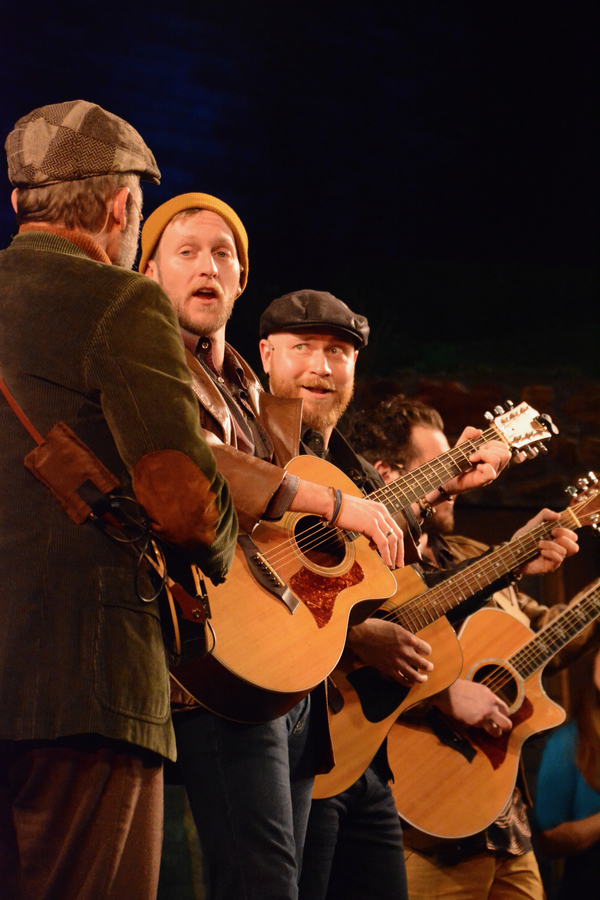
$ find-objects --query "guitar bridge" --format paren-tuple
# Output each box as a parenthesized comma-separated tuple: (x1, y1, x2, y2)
(238, 534, 299, 614)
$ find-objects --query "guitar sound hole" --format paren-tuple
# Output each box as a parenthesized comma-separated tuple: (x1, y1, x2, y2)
(294, 515, 347, 568)
(473, 664, 518, 707)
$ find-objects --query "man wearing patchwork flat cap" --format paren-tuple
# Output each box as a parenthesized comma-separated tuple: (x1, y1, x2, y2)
(0, 102, 238, 900)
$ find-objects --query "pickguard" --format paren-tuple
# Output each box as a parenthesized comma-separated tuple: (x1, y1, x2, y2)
(289, 561, 364, 627)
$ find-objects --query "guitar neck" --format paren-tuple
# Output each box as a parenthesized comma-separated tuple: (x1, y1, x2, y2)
(391, 504, 583, 634)
(370, 426, 502, 514)
(510, 582, 600, 678)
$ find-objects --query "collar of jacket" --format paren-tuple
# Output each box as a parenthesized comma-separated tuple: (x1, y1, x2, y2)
(184, 343, 303, 465)
(18, 223, 112, 264)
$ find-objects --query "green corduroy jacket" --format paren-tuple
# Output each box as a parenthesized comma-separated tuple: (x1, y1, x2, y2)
(0, 230, 238, 760)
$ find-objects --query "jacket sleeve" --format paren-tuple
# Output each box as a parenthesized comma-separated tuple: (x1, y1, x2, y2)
(84, 275, 238, 583)
(203, 432, 288, 533)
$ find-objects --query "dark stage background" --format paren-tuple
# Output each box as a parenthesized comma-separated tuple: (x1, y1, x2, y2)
(1, 5, 599, 897)
(1, 2, 598, 377)
(2, 1, 599, 514)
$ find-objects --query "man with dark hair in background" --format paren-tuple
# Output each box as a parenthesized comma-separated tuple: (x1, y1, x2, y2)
(0, 102, 238, 900)
(348, 392, 592, 900)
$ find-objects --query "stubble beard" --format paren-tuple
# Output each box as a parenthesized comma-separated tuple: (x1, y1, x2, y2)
(154, 264, 235, 336)
(268, 371, 355, 433)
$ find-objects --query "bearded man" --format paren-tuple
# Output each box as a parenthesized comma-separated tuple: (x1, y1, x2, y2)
(0, 103, 237, 900)
(258, 292, 538, 900)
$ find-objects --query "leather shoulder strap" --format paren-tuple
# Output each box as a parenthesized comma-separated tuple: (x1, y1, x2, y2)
(0, 373, 43, 444)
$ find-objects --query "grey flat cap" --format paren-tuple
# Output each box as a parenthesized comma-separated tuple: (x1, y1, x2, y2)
(260, 289, 369, 348)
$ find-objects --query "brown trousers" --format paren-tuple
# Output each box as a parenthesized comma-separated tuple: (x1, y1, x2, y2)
(0, 735, 163, 900)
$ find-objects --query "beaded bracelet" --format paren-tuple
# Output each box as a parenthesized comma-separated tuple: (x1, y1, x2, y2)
(326, 487, 344, 527)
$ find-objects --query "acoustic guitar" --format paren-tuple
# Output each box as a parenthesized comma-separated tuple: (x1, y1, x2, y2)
(313, 479, 600, 799)
(388, 576, 600, 838)
(170, 402, 555, 723)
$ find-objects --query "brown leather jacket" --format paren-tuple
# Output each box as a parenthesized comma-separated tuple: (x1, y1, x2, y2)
(185, 346, 303, 533)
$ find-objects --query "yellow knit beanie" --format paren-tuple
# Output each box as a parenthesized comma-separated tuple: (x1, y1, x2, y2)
(139, 192, 248, 293)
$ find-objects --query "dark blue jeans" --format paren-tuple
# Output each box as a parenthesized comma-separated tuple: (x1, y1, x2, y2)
(298, 763, 408, 900)
(174, 697, 314, 900)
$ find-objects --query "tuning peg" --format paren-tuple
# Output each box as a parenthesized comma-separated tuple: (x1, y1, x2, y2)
(537, 442, 548, 453)
(504, 400, 514, 409)
(588, 472, 598, 484)
(577, 478, 590, 491)
(535, 413, 559, 435)
(493, 405, 505, 415)
(565, 485, 578, 498)
(523, 446, 539, 459)
(484, 411, 494, 422)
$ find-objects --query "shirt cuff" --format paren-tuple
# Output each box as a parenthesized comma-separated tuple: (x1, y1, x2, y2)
(263, 473, 301, 519)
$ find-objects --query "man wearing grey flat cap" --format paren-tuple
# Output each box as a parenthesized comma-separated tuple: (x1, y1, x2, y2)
(259, 290, 512, 900)
(0, 101, 237, 900)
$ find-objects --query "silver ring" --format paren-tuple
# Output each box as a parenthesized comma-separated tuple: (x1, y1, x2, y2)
(385, 529, 393, 537)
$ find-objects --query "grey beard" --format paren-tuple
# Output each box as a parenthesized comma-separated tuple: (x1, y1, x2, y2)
(115, 217, 140, 270)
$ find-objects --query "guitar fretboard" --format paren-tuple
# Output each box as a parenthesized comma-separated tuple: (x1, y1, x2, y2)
(510, 582, 600, 678)
(368, 427, 502, 514)
(388, 503, 584, 633)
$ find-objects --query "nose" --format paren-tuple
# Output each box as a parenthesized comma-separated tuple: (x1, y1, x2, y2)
(197, 249, 218, 278)
(309, 349, 332, 376)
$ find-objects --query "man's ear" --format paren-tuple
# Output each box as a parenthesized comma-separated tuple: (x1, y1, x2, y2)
(373, 460, 400, 484)
(10, 188, 19, 214)
(258, 338, 272, 373)
(144, 257, 159, 281)
(111, 187, 130, 232)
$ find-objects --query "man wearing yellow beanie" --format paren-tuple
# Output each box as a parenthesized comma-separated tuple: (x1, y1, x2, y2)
(140, 193, 405, 900)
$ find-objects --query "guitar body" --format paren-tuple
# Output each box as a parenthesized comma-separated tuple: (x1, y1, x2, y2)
(313, 603, 463, 798)
(171, 456, 397, 723)
(389, 607, 566, 838)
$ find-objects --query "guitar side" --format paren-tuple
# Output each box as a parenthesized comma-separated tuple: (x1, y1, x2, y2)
(313, 613, 463, 798)
(389, 608, 565, 839)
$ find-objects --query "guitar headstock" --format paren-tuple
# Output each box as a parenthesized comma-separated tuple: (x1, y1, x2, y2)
(485, 401, 559, 460)
(566, 472, 600, 530)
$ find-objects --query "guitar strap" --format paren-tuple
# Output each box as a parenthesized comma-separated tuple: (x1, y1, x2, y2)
(0, 372, 210, 658)
(0, 371, 119, 523)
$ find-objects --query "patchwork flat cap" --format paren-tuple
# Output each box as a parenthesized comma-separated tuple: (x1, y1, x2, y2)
(5, 99, 160, 188)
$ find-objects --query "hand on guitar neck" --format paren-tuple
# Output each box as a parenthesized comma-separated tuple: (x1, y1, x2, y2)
(510, 508, 579, 577)
(412, 427, 511, 523)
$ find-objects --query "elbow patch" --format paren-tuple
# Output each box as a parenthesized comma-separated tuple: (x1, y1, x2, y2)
(133, 450, 219, 549)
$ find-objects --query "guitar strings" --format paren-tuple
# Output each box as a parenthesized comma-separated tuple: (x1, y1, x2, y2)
(471, 587, 600, 698)
(253, 433, 500, 572)
(245, 417, 554, 584)
(378, 495, 591, 634)
(379, 520, 567, 633)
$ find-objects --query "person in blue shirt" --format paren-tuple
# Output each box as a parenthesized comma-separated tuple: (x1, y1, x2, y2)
(535, 638, 600, 899)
